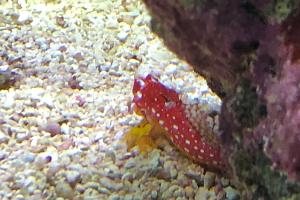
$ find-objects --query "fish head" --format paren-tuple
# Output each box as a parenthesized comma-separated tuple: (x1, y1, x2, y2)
(133, 74, 180, 116)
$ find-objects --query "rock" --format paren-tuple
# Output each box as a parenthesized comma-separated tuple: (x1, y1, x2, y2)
(42, 122, 61, 136)
(83, 188, 100, 199)
(66, 170, 81, 185)
(55, 181, 75, 199)
(151, 190, 158, 199)
(108, 194, 121, 200)
(221, 177, 229, 187)
(195, 187, 210, 200)
(34, 153, 52, 168)
(0, 150, 7, 160)
(124, 158, 137, 169)
(0, 131, 8, 143)
(117, 32, 129, 42)
(16, 131, 31, 142)
(106, 16, 119, 29)
(203, 172, 216, 189)
(224, 186, 240, 200)
(185, 170, 203, 186)
(99, 177, 123, 191)
(17, 11, 32, 24)
(21, 152, 36, 163)
(124, 194, 134, 200)
(72, 51, 84, 62)
(165, 64, 177, 74)
(162, 185, 182, 199)
(184, 186, 194, 199)
(56, 16, 67, 27)
(2, 95, 14, 109)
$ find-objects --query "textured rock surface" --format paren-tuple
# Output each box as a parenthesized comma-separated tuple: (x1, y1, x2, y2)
(143, 0, 300, 199)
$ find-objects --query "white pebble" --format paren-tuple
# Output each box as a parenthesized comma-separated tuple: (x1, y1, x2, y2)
(17, 12, 32, 24)
(0, 131, 9, 143)
(117, 32, 129, 42)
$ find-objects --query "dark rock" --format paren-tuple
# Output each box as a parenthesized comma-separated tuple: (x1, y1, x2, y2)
(142, 0, 300, 199)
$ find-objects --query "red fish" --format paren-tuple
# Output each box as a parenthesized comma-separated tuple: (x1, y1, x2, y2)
(133, 74, 223, 169)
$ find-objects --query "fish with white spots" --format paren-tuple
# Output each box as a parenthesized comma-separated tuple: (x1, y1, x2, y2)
(132, 74, 224, 169)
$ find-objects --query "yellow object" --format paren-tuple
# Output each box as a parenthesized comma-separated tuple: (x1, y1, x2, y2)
(124, 119, 156, 153)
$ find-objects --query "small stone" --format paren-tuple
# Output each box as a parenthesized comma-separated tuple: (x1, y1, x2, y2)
(17, 12, 32, 24)
(151, 190, 158, 199)
(203, 172, 216, 188)
(108, 194, 121, 200)
(3, 96, 14, 109)
(221, 177, 229, 187)
(0, 150, 7, 160)
(83, 188, 100, 199)
(73, 52, 84, 62)
(117, 32, 128, 42)
(58, 45, 67, 52)
(21, 152, 36, 163)
(16, 131, 31, 142)
(66, 170, 81, 185)
(99, 177, 123, 191)
(165, 64, 177, 74)
(124, 158, 136, 169)
(162, 185, 181, 199)
(56, 16, 67, 27)
(43, 122, 61, 136)
(195, 187, 210, 200)
(68, 76, 82, 90)
(55, 181, 74, 199)
(106, 17, 119, 29)
(170, 168, 178, 179)
(124, 194, 134, 200)
(15, 194, 25, 200)
(217, 190, 226, 200)
(184, 186, 194, 198)
(35, 153, 52, 168)
(185, 170, 203, 186)
(0, 131, 9, 143)
(224, 186, 240, 200)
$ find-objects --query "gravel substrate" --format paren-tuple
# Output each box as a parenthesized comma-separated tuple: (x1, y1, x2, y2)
(0, 0, 239, 199)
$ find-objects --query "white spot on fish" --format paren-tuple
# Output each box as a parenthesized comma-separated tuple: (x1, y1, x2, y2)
(194, 146, 198, 150)
(151, 108, 156, 114)
(136, 91, 142, 99)
(175, 134, 179, 139)
(165, 101, 176, 109)
(156, 113, 160, 117)
(173, 125, 178, 130)
(173, 116, 176, 120)
(184, 147, 190, 153)
(154, 98, 158, 102)
(159, 120, 164, 125)
(185, 140, 190, 145)
(180, 134, 184, 138)
(198, 155, 203, 159)
(210, 153, 214, 158)
(137, 79, 145, 88)
(200, 149, 204, 153)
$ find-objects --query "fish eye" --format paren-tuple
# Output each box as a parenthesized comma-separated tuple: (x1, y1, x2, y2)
(161, 94, 171, 102)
